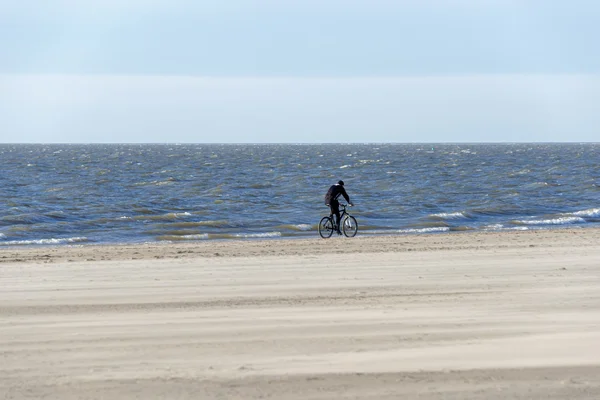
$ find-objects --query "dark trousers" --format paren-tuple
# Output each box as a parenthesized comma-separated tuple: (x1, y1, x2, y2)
(329, 200, 341, 232)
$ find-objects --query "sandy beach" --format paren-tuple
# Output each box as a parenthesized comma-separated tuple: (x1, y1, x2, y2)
(2, 229, 600, 399)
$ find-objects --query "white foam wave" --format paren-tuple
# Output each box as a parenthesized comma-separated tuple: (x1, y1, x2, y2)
(0, 233, 6, 239)
(293, 224, 312, 231)
(157, 233, 209, 241)
(516, 216, 585, 226)
(0, 237, 89, 246)
(430, 212, 468, 219)
(482, 224, 504, 230)
(133, 212, 192, 221)
(483, 224, 529, 231)
(398, 227, 451, 234)
(511, 169, 531, 176)
(339, 165, 351, 169)
(179, 234, 210, 240)
(233, 232, 282, 238)
(573, 208, 600, 218)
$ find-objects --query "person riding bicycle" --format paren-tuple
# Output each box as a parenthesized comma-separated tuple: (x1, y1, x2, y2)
(324, 180, 353, 235)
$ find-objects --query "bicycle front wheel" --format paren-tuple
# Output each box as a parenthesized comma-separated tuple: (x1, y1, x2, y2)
(318, 216, 334, 238)
(342, 215, 358, 237)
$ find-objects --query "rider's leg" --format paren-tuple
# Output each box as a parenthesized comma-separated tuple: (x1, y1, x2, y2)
(331, 201, 341, 234)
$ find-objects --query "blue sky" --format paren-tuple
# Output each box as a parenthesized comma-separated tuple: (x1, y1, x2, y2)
(1, 0, 599, 143)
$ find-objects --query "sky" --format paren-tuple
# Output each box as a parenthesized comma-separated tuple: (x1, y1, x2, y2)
(0, 0, 598, 143)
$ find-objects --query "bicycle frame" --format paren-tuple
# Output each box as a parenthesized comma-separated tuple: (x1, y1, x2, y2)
(330, 204, 350, 228)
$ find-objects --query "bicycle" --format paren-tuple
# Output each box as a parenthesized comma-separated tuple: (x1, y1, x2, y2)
(318, 204, 358, 238)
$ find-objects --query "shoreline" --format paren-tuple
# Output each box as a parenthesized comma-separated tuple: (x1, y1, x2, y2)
(1, 226, 599, 264)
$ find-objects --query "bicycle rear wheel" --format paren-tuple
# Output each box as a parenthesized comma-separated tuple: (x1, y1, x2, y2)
(318, 216, 334, 238)
(342, 215, 358, 237)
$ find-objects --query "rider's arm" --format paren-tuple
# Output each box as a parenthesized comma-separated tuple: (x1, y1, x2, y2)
(341, 187, 351, 204)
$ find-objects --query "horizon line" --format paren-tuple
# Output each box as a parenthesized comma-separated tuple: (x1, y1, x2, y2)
(2, 141, 599, 145)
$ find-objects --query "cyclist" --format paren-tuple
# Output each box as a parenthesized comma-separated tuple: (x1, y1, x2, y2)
(324, 180, 353, 235)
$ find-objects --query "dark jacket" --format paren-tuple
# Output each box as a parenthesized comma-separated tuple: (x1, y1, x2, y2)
(324, 184, 350, 205)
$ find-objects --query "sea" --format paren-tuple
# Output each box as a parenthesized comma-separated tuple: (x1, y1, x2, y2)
(1, 143, 600, 247)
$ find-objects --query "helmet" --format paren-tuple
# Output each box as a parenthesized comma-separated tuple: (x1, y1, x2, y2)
(337, 180, 345, 186)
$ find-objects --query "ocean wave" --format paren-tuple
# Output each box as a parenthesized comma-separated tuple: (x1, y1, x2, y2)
(572, 208, 600, 218)
(0, 213, 45, 225)
(0, 233, 6, 239)
(248, 183, 273, 189)
(293, 224, 313, 231)
(450, 226, 476, 231)
(6, 221, 72, 234)
(523, 182, 549, 188)
(234, 232, 282, 238)
(398, 227, 451, 234)
(483, 224, 504, 230)
(157, 234, 209, 241)
(132, 207, 155, 214)
(278, 224, 313, 231)
(132, 212, 192, 221)
(0, 237, 89, 246)
(483, 224, 529, 231)
(132, 178, 177, 187)
(470, 206, 522, 216)
(46, 211, 68, 220)
(510, 168, 531, 176)
(158, 231, 283, 241)
(146, 229, 207, 236)
(512, 216, 585, 226)
(428, 211, 470, 220)
(408, 221, 450, 229)
(91, 216, 133, 224)
(156, 220, 230, 228)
